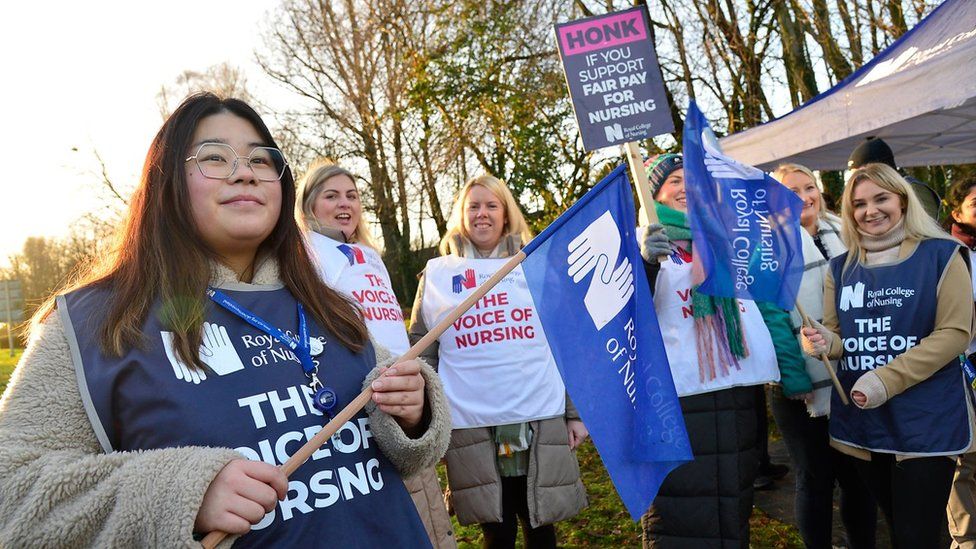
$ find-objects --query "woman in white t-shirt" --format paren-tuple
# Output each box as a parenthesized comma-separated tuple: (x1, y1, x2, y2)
(409, 175, 587, 548)
(297, 161, 455, 548)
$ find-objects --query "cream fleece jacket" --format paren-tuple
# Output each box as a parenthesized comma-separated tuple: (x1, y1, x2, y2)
(0, 260, 451, 547)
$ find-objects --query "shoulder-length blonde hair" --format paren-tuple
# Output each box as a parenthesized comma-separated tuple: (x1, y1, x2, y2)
(297, 159, 380, 251)
(771, 163, 830, 221)
(438, 175, 533, 256)
(840, 163, 953, 271)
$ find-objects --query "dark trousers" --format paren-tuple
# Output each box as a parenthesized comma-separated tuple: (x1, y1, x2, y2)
(853, 452, 955, 549)
(480, 476, 556, 549)
(769, 387, 877, 549)
(757, 385, 771, 468)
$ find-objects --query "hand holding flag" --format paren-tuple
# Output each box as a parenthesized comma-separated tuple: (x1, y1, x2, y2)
(522, 165, 691, 520)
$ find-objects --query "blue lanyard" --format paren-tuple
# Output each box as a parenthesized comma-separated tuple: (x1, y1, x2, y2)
(207, 287, 338, 415)
(207, 287, 316, 375)
(961, 354, 976, 390)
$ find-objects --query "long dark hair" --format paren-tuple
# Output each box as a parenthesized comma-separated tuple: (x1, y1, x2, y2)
(36, 93, 367, 367)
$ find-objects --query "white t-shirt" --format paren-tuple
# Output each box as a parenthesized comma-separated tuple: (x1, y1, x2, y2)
(421, 255, 566, 428)
(308, 232, 409, 356)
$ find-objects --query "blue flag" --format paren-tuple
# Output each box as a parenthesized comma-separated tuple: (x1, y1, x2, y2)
(683, 102, 805, 310)
(521, 164, 692, 520)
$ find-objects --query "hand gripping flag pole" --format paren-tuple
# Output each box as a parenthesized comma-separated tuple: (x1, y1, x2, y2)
(201, 252, 529, 548)
(623, 141, 667, 264)
(794, 302, 850, 406)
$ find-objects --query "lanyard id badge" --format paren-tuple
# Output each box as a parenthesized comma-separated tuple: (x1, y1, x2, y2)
(207, 287, 338, 416)
(961, 354, 976, 389)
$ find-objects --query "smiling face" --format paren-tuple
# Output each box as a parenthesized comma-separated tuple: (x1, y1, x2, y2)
(186, 112, 282, 260)
(655, 168, 686, 212)
(312, 174, 362, 239)
(952, 186, 976, 229)
(782, 171, 822, 230)
(462, 184, 506, 252)
(851, 178, 904, 236)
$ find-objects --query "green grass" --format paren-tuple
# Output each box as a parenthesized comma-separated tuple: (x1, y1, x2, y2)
(0, 349, 22, 395)
(438, 439, 801, 548)
(750, 507, 805, 548)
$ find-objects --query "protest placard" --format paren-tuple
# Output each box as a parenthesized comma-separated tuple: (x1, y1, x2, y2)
(555, 6, 674, 152)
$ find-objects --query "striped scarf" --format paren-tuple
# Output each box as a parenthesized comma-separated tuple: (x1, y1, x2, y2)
(656, 203, 749, 382)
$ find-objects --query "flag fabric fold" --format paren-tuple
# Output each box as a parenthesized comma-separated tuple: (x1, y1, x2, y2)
(521, 165, 692, 520)
(683, 101, 805, 310)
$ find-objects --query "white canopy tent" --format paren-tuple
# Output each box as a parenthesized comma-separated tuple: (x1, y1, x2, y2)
(718, 0, 976, 171)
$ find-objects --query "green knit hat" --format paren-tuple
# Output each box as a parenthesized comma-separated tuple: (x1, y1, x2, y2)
(644, 153, 683, 198)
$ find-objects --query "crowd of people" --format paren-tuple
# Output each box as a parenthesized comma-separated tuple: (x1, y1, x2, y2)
(636, 139, 976, 549)
(0, 91, 974, 549)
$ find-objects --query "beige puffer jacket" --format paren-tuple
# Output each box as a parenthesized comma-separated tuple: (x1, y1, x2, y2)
(442, 411, 587, 528)
(403, 468, 456, 548)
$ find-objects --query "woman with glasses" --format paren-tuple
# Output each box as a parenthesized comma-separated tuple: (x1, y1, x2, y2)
(297, 161, 455, 548)
(0, 93, 450, 547)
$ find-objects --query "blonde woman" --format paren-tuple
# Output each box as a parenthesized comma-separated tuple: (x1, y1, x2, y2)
(298, 162, 407, 354)
(770, 163, 876, 549)
(410, 175, 587, 548)
(773, 163, 843, 415)
(298, 161, 455, 548)
(802, 163, 974, 548)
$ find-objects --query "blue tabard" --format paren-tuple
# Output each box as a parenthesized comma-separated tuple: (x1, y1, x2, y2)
(58, 282, 430, 548)
(829, 238, 972, 455)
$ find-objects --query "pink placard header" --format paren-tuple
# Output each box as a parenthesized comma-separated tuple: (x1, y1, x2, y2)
(557, 9, 648, 56)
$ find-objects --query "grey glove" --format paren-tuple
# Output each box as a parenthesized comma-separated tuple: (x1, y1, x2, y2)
(640, 223, 671, 263)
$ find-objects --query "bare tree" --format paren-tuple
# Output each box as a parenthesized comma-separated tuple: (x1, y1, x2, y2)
(157, 62, 256, 119)
(258, 0, 436, 299)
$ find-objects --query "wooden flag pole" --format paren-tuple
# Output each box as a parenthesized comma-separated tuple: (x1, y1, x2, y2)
(624, 141, 659, 226)
(794, 302, 849, 406)
(201, 251, 528, 548)
(623, 141, 667, 263)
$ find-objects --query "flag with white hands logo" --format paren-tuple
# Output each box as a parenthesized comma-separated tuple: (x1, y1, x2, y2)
(521, 164, 691, 520)
(683, 101, 805, 309)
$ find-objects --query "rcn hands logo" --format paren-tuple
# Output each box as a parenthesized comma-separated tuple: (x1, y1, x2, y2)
(567, 211, 635, 330)
(337, 244, 366, 266)
(701, 128, 765, 181)
(452, 268, 476, 294)
(839, 282, 865, 311)
(161, 322, 245, 384)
